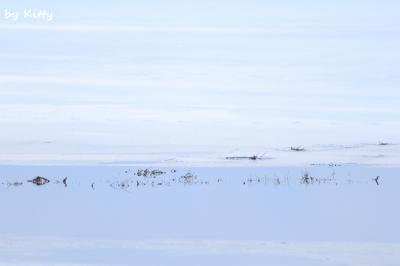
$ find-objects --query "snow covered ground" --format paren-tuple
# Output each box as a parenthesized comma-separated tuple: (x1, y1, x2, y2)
(0, 1, 400, 166)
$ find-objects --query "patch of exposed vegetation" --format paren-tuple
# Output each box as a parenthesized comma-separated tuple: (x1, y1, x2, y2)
(300, 171, 337, 185)
(310, 163, 342, 167)
(290, 146, 305, 152)
(28, 176, 50, 186)
(378, 142, 391, 146)
(110, 179, 132, 192)
(7, 181, 23, 187)
(180, 172, 197, 185)
(226, 153, 268, 161)
(136, 169, 166, 177)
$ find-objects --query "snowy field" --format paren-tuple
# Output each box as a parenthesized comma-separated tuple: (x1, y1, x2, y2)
(0, 1, 399, 166)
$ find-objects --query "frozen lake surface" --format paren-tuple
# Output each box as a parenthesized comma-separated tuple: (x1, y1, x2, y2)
(1, 1, 400, 265)
(0, 165, 399, 265)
